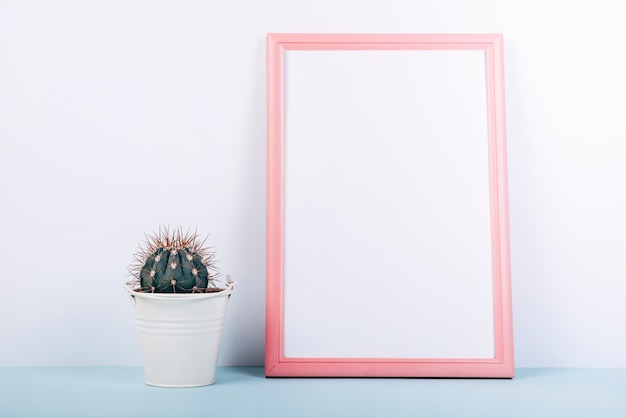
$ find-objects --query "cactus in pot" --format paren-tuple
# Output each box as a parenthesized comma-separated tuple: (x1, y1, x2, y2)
(129, 227, 221, 293)
(126, 227, 235, 387)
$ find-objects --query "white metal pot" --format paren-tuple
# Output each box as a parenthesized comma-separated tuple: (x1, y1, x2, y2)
(127, 280, 235, 387)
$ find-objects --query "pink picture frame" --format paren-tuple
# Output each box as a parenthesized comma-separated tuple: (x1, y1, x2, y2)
(266, 33, 513, 378)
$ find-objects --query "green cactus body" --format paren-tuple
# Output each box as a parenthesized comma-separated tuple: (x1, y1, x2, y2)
(131, 228, 218, 293)
(140, 247, 211, 293)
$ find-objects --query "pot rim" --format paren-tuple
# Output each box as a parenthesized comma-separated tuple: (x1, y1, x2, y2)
(125, 278, 235, 300)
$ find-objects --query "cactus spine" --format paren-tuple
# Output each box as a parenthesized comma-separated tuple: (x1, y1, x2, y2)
(130, 227, 220, 293)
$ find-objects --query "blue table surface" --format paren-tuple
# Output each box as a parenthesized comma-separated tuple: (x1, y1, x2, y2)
(0, 367, 624, 417)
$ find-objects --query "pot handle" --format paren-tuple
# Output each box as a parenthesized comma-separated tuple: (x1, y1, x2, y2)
(125, 285, 137, 308)
(226, 275, 236, 292)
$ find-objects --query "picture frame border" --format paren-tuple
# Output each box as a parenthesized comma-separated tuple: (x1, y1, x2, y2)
(265, 33, 514, 378)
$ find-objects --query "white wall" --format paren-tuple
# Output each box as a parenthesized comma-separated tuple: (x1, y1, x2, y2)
(0, 0, 624, 368)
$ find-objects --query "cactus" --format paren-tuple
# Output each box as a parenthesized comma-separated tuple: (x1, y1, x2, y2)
(129, 227, 220, 293)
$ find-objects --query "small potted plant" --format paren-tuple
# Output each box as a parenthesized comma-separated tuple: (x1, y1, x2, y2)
(126, 227, 235, 387)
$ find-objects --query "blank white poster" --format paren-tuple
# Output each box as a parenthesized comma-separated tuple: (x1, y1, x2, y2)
(282, 50, 495, 359)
